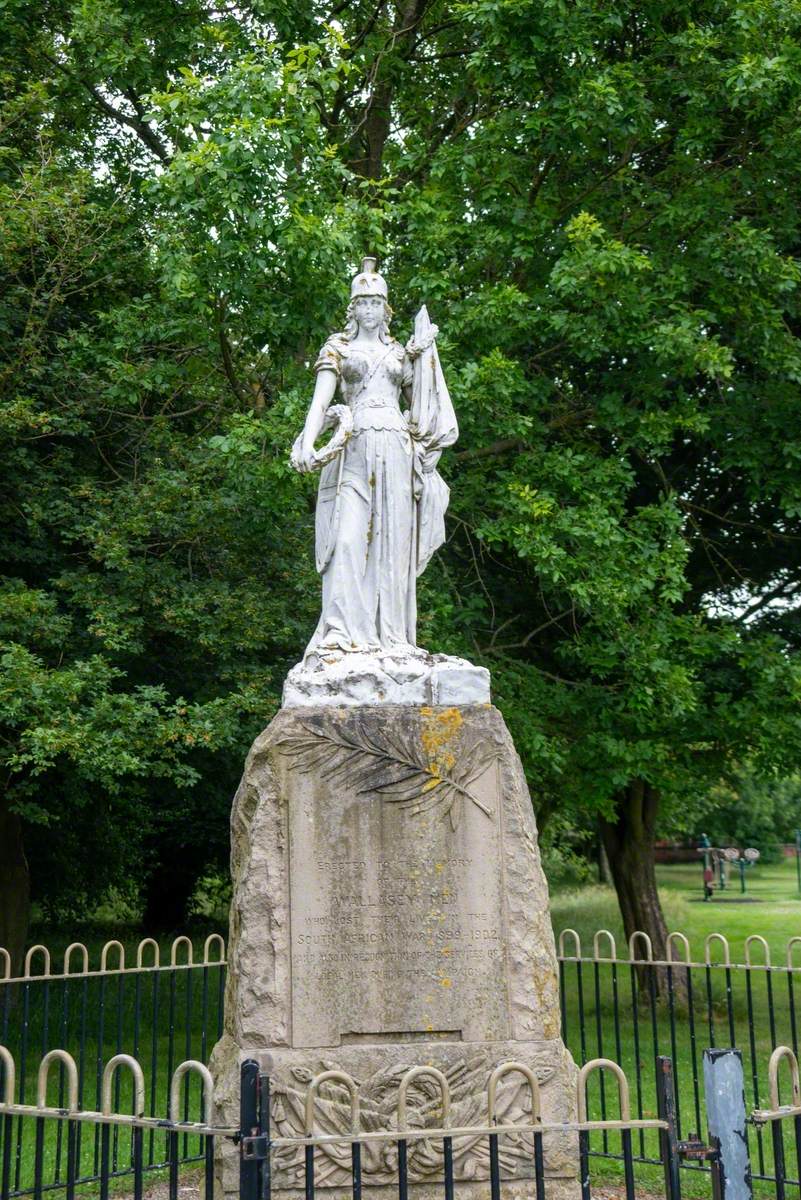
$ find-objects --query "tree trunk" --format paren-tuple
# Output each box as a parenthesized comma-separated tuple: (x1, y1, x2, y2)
(142, 857, 198, 933)
(0, 792, 30, 975)
(600, 779, 669, 991)
(345, 0, 429, 180)
(597, 832, 613, 886)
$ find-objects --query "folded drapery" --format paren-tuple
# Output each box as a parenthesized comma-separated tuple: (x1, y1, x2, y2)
(408, 305, 459, 576)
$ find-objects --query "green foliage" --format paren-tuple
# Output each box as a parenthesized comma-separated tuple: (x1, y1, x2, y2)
(2, 0, 801, 924)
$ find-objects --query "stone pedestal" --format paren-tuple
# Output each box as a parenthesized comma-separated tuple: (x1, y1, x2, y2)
(282, 649, 491, 708)
(211, 705, 577, 1198)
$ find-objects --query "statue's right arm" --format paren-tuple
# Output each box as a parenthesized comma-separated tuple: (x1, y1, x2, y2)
(298, 368, 338, 472)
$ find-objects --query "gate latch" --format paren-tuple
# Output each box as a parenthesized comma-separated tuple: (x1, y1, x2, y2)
(678, 1131, 718, 1162)
(240, 1134, 270, 1160)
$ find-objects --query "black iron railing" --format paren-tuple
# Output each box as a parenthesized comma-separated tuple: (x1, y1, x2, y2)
(238, 1056, 682, 1200)
(0, 938, 225, 1195)
(753, 1046, 801, 1200)
(0, 1049, 683, 1200)
(3, 1044, 800, 1200)
(557, 928, 801, 1187)
(0, 1047, 223, 1200)
(5, 927, 801, 1196)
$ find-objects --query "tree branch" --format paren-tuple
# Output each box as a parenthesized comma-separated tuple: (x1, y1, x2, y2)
(217, 321, 247, 405)
(40, 50, 172, 163)
(731, 579, 801, 624)
(678, 498, 801, 543)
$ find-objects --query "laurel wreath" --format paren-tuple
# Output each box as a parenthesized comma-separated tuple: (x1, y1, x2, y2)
(289, 403, 353, 473)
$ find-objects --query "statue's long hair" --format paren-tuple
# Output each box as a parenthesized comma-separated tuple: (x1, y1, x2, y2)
(341, 297, 394, 342)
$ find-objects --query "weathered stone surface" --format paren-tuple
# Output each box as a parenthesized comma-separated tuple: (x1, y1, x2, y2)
(211, 704, 577, 1198)
(282, 649, 491, 707)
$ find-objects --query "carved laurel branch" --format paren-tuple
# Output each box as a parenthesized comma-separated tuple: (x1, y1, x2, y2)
(276, 714, 495, 829)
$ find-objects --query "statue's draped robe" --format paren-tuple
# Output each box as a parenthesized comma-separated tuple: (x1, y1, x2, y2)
(306, 310, 457, 658)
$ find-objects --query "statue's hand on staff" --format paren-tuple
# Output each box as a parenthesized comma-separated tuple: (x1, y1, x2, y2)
(405, 324, 439, 359)
(289, 430, 319, 473)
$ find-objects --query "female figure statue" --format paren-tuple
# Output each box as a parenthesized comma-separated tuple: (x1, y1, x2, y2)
(291, 258, 458, 665)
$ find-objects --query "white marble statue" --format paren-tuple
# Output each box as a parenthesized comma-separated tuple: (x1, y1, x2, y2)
(284, 258, 490, 707)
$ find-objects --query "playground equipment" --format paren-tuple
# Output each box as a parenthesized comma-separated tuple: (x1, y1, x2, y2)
(697, 836, 760, 898)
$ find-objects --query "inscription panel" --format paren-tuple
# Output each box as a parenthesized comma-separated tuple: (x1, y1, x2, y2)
(289, 763, 510, 1048)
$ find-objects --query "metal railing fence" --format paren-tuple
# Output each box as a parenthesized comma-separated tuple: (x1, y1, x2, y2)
(3, 1044, 800, 1199)
(237, 1060, 681, 1200)
(0, 1046, 226, 1200)
(557, 928, 801, 1187)
(0, 1049, 685, 1200)
(0, 937, 226, 1194)
(5, 927, 801, 1194)
(752, 1046, 801, 1200)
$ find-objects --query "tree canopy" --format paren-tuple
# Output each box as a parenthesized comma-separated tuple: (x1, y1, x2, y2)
(2, 0, 801, 962)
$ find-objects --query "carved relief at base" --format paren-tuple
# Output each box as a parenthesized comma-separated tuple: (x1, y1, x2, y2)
(268, 1053, 559, 1188)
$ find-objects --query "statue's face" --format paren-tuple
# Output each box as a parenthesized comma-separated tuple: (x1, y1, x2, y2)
(353, 295, 384, 330)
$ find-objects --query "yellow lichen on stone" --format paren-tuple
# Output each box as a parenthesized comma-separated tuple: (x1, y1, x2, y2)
(420, 706, 463, 781)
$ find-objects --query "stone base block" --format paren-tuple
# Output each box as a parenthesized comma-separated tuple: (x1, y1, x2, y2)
(211, 1034, 577, 1200)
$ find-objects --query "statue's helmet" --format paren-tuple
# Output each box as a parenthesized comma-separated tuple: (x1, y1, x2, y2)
(350, 256, 388, 300)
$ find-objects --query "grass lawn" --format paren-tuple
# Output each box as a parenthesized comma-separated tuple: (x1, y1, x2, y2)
(550, 856, 801, 963)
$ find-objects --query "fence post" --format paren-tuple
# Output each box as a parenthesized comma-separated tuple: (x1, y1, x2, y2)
(240, 1059, 260, 1200)
(656, 1056, 682, 1200)
(703, 1048, 753, 1200)
(770, 1117, 786, 1200)
(259, 1070, 271, 1200)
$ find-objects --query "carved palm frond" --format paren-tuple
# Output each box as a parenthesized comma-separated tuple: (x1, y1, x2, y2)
(277, 714, 495, 828)
(272, 1054, 547, 1183)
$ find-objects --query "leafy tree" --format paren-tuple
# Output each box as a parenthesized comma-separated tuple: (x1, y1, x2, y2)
(0, 157, 274, 961)
(2, 0, 801, 970)
(385, 0, 801, 959)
